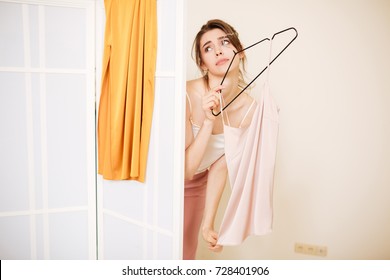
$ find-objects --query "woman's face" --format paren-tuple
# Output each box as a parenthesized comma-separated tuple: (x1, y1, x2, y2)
(199, 28, 241, 77)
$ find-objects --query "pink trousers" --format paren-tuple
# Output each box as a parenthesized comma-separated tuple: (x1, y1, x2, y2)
(183, 170, 208, 260)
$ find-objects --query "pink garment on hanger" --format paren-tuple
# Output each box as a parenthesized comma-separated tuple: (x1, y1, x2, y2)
(217, 80, 279, 246)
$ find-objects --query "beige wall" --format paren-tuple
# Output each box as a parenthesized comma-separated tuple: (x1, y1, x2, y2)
(186, 0, 390, 259)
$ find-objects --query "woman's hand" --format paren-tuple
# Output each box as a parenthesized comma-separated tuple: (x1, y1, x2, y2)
(202, 85, 224, 121)
(202, 227, 223, 253)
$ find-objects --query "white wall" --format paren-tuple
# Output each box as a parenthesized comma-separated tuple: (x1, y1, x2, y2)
(187, 0, 390, 259)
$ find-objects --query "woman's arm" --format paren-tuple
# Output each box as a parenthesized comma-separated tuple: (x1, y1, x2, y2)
(184, 118, 214, 180)
(184, 85, 223, 180)
(201, 155, 228, 252)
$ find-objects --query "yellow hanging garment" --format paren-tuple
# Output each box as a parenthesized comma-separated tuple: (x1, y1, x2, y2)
(98, 0, 157, 182)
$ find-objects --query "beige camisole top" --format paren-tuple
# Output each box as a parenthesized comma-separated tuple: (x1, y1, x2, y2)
(186, 93, 224, 174)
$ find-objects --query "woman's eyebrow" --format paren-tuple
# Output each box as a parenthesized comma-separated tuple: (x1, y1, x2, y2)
(202, 40, 211, 48)
(202, 35, 231, 49)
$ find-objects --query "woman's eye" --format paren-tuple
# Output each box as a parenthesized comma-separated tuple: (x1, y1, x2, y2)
(204, 46, 213, 52)
(221, 39, 230, 46)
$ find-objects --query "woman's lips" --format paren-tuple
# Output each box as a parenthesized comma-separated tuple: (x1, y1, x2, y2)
(216, 58, 229, 66)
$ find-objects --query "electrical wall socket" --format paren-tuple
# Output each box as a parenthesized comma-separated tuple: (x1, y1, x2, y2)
(294, 242, 327, 257)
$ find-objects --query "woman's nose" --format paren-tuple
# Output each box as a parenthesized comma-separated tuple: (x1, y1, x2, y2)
(215, 47, 223, 56)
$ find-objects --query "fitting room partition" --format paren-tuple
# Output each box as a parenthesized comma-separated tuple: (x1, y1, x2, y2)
(0, 0, 185, 260)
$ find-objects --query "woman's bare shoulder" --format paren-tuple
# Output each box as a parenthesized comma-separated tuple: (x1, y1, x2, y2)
(186, 78, 205, 97)
(234, 93, 257, 128)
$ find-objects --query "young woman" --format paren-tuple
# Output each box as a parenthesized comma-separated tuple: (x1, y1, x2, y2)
(184, 19, 257, 259)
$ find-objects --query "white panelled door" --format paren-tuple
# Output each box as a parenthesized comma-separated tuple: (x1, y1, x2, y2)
(96, 0, 185, 260)
(0, 0, 185, 260)
(0, 0, 96, 259)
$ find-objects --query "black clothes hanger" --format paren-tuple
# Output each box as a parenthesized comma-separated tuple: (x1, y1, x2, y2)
(212, 27, 298, 116)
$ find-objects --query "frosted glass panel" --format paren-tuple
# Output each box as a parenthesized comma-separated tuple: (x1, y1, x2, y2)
(49, 211, 89, 259)
(156, 78, 174, 230)
(0, 0, 96, 260)
(103, 181, 144, 222)
(144, 229, 154, 259)
(97, 0, 184, 260)
(103, 215, 144, 259)
(31, 74, 43, 209)
(46, 74, 87, 208)
(158, 234, 173, 260)
(156, 0, 176, 72)
(45, 6, 86, 69)
(28, 5, 40, 68)
(0, 2, 24, 67)
(0, 72, 29, 212)
(35, 214, 45, 260)
(145, 124, 157, 226)
(0, 216, 30, 259)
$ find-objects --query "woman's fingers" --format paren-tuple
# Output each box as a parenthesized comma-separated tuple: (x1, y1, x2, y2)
(202, 85, 224, 119)
(211, 85, 224, 94)
(203, 228, 217, 244)
(202, 228, 223, 253)
(204, 229, 218, 245)
(203, 98, 219, 111)
(204, 91, 219, 106)
(208, 244, 223, 253)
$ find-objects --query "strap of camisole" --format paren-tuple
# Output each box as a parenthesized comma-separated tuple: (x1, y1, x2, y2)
(186, 93, 193, 115)
(219, 94, 230, 126)
(238, 98, 256, 128)
(219, 93, 255, 128)
(186, 92, 198, 126)
(266, 39, 273, 81)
